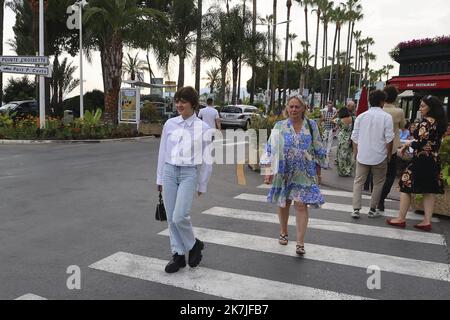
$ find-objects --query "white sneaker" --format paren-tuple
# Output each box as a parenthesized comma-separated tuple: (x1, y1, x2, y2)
(352, 209, 360, 219)
(368, 209, 382, 218)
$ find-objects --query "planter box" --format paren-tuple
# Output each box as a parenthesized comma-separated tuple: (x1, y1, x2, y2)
(395, 44, 450, 63)
(139, 122, 163, 137)
(411, 186, 450, 217)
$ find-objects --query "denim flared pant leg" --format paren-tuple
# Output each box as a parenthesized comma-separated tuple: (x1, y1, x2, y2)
(162, 164, 198, 255)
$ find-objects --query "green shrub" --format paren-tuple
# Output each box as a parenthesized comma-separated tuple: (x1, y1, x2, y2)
(140, 102, 162, 123)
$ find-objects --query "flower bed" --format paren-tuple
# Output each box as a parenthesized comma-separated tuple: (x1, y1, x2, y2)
(0, 109, 142, 140)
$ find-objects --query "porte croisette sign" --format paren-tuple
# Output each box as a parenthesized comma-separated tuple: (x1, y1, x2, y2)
(389, 74, 450, 90)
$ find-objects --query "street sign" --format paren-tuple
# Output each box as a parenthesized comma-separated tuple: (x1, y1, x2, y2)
(0, 64, 52, 77)
(0, 55, 49, 65)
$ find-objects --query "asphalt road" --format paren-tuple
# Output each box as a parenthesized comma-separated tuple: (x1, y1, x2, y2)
(0, 139, 449, 300)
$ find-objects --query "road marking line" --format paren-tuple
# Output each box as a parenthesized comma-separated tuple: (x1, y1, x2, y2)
(234, 193, 440, 222)
(257, 185, 394, 202)
(237, 164, 246, 186)
(159, 228, 450, 282)
(202, 207, 445, 245)
(89, 252, 369, 300)
(15, 294, 47, 300)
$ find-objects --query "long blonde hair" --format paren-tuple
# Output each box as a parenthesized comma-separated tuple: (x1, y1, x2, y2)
(283, 96, 307, 119)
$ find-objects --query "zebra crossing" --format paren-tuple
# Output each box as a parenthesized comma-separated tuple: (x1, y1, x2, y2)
(89, 182, 450, 300)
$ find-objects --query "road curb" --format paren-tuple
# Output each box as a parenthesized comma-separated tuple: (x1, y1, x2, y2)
(0, 136, 156, 145)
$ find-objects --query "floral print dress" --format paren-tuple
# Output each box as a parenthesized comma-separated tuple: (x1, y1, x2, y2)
(399, 117, 444, 194)
(260, 118, 327, 208)
(335, 117, 355, 177)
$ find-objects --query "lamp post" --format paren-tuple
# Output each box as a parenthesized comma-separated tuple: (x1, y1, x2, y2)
(282, 0, 292, 107)
(39, 0, 45, 128)
(67, 0, 88, 119)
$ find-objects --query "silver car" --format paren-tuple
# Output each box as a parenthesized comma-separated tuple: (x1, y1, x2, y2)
(219, 105, 260, 130)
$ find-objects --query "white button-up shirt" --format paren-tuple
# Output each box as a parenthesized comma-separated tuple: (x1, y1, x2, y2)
(157, 114, 213, 193)
(198, 106, 220, 130)
(351, 107, 394, 165)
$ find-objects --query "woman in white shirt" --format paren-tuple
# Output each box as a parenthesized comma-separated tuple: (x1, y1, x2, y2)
(156, 87, 213, 274)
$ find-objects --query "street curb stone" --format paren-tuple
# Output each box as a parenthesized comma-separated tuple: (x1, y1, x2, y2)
(0, 136, 156, 145)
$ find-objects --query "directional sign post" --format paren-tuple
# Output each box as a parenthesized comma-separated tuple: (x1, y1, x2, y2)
(0, 56, 49, 65)
(0, 65, 52, 77)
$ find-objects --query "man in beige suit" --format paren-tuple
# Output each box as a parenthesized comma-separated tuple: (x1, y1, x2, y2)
(378, 85, 406, 212)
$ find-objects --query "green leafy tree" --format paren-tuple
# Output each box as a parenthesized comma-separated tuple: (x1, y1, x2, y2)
(3, 76, 36, 103)
(83, 0, 164, 122)
(0, 0, 5, 102)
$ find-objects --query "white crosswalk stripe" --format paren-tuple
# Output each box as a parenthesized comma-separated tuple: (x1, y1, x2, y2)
(234, 193, 440, 223)
(15, 294, 47, 300)
(158, 228, 450, 282)
(202, 207, 445, 245)
(257, 185, 394, 202)
(88, 183, 448, 299)
(89, 252, 370, 300)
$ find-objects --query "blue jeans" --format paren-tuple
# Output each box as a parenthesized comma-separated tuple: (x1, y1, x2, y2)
(162, 163, 198, 255)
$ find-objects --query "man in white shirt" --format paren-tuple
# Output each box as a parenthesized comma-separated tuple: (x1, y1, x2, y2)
(198, 98, 221, 140)
(351, 90, 394, 219)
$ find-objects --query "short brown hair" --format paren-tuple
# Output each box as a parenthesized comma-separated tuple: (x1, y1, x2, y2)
(174, 86, 199, 110)
(369, 90, 387, 107)
(384, 85, 398, 103)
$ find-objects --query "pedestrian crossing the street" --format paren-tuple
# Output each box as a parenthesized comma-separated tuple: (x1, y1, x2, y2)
(89, 183, 450, 300)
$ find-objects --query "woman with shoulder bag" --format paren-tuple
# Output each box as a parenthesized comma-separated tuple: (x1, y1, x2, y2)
(261, 96, 327, 256)
(156, 87, 213, 273)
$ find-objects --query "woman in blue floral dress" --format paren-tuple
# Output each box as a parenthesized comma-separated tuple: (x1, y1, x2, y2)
(261, 96, 326, 256)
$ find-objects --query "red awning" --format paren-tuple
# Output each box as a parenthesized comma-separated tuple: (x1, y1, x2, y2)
(388, 74, 450, 90)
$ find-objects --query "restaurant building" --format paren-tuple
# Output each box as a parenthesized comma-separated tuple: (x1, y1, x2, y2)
(388, 36, 450, 121)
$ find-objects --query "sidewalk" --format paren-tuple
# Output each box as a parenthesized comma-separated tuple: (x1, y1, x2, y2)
(321, 146, 401, 201)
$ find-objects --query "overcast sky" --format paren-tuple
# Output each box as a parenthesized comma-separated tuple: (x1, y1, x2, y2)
(2, 0, 450, 98)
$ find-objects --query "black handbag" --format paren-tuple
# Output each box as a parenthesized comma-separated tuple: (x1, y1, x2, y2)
(155, 191, 167, 221)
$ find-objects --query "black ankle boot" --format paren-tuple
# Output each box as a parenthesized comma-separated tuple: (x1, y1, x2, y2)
(165, 254, 186, 274)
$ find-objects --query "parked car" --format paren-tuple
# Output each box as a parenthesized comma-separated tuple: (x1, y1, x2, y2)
(0, 100, 39, 120)
(219, 105, 262, 130)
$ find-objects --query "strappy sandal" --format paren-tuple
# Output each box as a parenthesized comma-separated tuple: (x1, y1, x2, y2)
(296, 244, 306, 256)
(279, 234, 288, 246)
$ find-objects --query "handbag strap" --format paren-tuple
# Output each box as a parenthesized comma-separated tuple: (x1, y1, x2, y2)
(159, 191, 163, 203)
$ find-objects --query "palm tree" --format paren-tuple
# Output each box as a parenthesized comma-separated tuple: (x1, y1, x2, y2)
(84, 0, 163, 122)
(237, 0, 247, 103)
(0, 0, 4, 102)
(311, 0, 327, 107)
(320, 0, 333, 105)
(203, 68, 221, 94)
(353, 30, 362, 88)
(343, 0, 363, 100)
(362, 37, 375, 85)
(296, 42, 314, 94)
(327, 3, 346, 102)
(202, 6, 233, 105)
(122, 52, 148, 81)
(295, 0, 313, 91)
(288, 33, 297, 61)
(385, 64, 394, 81)
(283, 0, 292, 106)
(50, 57, 80, 112)
(168, 0, 198, 89)
(195, 0, 203, 92)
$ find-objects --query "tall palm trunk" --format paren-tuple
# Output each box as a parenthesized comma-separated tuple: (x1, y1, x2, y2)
(178, 51, 186, 89)
(311, 9, 320, 108)
(237, 0, 246, 103)
(282, 2, 291, 106)
(102, 33, 123, 123)
(354, 43, 358, 89)
(0, 0, 4, 102)
(327, 24, 338, 102)
(335, 26, 341, 103)
(321, 21, 328, 106)
(304, 5, 310, 93)
(195, 0, 202, 92)
(146, 50, 154, 95)
(232, 58, 239, 104)
(220, 63, 227, 105)
(250, 0, 257, 103)
(270, 0, 277, 113)
(344, 21, 355, 100)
